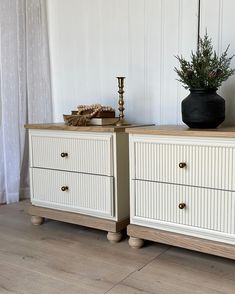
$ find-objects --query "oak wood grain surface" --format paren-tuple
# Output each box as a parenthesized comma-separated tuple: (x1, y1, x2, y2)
(128, 224, 235, 260)
(126, 125, 235, 138)
(24, 123, 151, 133)
(29, 205, 129, 233)
(0, 201, 235, 294)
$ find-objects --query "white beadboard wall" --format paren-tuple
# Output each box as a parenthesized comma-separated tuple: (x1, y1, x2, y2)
(200, 0, 235, 126)
(46, 0, 198, 124)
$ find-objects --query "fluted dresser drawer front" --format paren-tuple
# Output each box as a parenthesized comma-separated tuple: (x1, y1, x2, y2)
(133, 180, 235, 234)
(31, 168, 114, 218)
(30, 130, 113, 176)
(132, 136, 235, 191)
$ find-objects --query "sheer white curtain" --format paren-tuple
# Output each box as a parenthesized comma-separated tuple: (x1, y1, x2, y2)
(0, 0, 52, 204)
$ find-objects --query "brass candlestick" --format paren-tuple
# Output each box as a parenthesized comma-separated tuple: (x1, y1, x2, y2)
(116, 77, 126, 126)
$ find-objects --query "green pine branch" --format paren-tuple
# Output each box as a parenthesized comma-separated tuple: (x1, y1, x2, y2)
(174, 33, 235, 90)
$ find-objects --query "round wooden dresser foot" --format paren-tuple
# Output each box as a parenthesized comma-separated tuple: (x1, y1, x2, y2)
(129, 237, 144, 249)
(107, 231, 122, 243)
(31, 215, 44, 226)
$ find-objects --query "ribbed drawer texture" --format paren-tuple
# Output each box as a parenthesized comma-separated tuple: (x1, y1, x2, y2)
(133, 137, 235, 191)
(133, 180, 235, 234)
(31, 168, 114, 218)
(30, 131, 113, 176)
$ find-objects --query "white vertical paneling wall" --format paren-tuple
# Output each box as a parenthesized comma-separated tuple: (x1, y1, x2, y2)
(200, 0, 235, 125)
(46, 0, 198, 124)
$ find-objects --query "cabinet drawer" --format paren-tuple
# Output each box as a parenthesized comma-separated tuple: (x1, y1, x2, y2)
(31, 168, 114, 218)
(30, 130, 113, 176)
(132, 136, 235, 190)
(133, 180, 235, 234)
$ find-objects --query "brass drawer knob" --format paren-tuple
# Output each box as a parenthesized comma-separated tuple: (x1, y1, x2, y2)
(179, 162, 186, 168)
(61, 152, 68, 158)
(178, 203, 186, 209)
(61, 186, 69, 191)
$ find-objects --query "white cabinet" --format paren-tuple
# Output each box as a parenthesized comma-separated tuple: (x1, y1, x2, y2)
(31, 168, 114, 218)
(30, 131, 113, 175)
(134, 180, 235, 236)
(127, 126, 235, 259)
(133, 136, 235, 190)
(26, 124, 130, 243)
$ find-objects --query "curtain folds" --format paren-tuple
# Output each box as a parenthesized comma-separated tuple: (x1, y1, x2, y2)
(0, 0, 52, 204)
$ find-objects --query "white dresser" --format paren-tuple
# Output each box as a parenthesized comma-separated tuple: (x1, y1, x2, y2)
(127, 126, 235, 259)
(25, 123, 130, 243)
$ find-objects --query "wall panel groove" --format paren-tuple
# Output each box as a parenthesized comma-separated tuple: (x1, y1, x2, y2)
(200, 0, 235, 125)
(47, 0, 198, 124)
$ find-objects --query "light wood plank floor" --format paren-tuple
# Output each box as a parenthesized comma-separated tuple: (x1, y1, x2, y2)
(0, 201, 235, 294)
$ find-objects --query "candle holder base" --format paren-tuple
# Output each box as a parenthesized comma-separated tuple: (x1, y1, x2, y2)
(115, 118, 127, 126)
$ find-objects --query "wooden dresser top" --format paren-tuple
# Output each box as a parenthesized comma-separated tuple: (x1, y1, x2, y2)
(126, 125, 235, 138)
(24, 123, 149, 133)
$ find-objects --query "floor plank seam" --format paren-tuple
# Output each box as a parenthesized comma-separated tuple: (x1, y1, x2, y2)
(103, 268, 139, 294)
(136, 246, 171, 272)
(104, 246, 170, 293)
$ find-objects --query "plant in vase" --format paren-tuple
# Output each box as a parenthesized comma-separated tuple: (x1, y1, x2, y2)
(175, 33, 235, 128)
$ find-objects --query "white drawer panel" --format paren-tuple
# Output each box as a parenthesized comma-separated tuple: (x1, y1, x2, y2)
(30, 130, 113, 176)
(31, 168, 114, 218)
(132, 136, 235, 191)
(133, 180, 235, 234)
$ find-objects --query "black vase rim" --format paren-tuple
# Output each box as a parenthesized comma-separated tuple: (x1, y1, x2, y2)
(189, 88, 218, 93)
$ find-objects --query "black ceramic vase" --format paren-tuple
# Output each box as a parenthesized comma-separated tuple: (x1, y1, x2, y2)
(181, 89, 225, 128)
